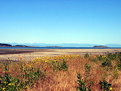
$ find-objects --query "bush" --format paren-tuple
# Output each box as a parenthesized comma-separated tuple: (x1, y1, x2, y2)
(51, 60, 68, 71)
(84, 54, 90, 58)
(101, 61, 111, 67)
(0, 60, 43, 91)
(99, 80, 112, 91)
(76, 73, 91, 91)
(85, 64, 91, 73)
(0, 73, 20, 91)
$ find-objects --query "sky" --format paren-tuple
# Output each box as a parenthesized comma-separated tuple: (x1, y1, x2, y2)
(0, 0, 121, 44)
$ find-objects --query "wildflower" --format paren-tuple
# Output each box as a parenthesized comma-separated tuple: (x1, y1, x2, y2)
(109, 87, 112, 90)
(54, 60, 58, 62)
(102, 56, 106, 58)
(45, 60, 49, 62)
(2, 88, 6, 91)
(8, 83, 14, 86)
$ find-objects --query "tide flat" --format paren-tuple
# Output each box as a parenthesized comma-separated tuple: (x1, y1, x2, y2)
(0, 49, 121, 61)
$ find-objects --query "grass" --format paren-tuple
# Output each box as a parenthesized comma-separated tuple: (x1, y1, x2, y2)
(0, 53, 121, 91)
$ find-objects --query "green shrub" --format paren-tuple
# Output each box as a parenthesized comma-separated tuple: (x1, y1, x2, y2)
(84, 63, 92, 84)
(84, 54, 90, 58)
(97, 55, 104, 61)
(99, 80, 112, 91)
(0, 73, 20, 91)
(101, 61, 111, 67)
(52, 60, 68, 71)
(0, 61, 43, 91)
(116, 63, 121, 70)
(106, 53, 116, 60)
(85, 63, 91, 73)
(22, 68, 42, 87)
(76, 73, 91, 91)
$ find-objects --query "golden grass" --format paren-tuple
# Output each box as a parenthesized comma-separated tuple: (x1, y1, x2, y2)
(1, 54, 121, 91)
(26, 54, 121, 91)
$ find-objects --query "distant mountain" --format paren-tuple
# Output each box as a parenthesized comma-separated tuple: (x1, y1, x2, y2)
(14, 45, 30, 47)
(93, 46, 109, 48)
(0, 43, 12, 47)
(9, 43, 96, 47)
(2, 43, 121, 47)
(0, 43, 30, 47)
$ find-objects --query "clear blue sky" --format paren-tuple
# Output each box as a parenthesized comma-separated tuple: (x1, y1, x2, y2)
(0, 0, 121, 44)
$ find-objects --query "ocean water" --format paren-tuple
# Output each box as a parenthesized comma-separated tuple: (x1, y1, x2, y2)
(0, 47, 121, 49)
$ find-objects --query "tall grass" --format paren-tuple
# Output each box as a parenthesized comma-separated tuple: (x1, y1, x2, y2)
(0, 53, 121, 91)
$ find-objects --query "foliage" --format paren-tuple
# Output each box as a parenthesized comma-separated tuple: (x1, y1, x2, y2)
(51, 60, 68, 71)
(84, 54, 90, 58)
(101, 60, 111, 67)
(0, 73, 20, 91)
(84, 63, 91, 81)
(85, 63, 91, 73)
(0, 60, 43, 91)
(1, 53, 121, 90)
(76, 73, 91, 91)
(99, 80, 112, 91)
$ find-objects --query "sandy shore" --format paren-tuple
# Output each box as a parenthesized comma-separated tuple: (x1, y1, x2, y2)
(0, 49, 121, 61)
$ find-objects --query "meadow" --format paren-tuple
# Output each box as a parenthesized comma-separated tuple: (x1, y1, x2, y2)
(0, 52, 121, 91)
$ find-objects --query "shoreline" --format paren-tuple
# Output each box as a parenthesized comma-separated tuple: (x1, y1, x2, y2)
(0, 49, 121, 61)
(0, 49, 121, 55)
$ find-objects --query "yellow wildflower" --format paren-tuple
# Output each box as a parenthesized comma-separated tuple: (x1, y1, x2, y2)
(54, 60, 57, 62)
(45, 60, 49, 62)
(8, 83, 14, 86)
(2, 88, 5, 91)
(109, 87, 112, 90)
(102, 56, 106, 58)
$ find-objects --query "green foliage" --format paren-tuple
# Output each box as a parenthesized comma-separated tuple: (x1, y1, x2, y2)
(77, 64, 92, 91)
(96, 55, 112, 67)
(114, 52, 121, 70)
(76, 73, 91, 91)
(116, 63, 121, 70)
(101, 61, 111, 67)
(106, 53, 116, 60)
(97, 55, 104, 61)
(21, 67, 42, 87)
(52, 60, 68, 71)
(0, 73, 20, 91)
(0, 62, 20, 91)
(85, 64, 91, 73)
(103, 52, 120, 61)
(84, 54, 89, 58)
(0, 61, 43, 91)
(99, 80, 112, 91)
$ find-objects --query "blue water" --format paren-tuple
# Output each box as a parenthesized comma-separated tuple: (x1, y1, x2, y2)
(0, 47, 121, 49)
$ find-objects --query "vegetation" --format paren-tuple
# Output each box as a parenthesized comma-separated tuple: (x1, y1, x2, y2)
(0, 53, 121, 90)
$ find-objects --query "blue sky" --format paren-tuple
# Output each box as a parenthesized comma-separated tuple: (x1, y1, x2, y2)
(0, 0, 121, 44)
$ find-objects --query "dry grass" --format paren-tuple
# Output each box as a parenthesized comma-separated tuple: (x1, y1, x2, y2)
(1, 53, 121, 91)
(26, 54, 121, 91)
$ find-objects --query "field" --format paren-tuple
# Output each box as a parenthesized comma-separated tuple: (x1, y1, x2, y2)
(0, 49, 121, 91)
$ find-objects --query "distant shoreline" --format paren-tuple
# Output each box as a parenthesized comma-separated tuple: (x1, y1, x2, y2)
(0, 48, 121, 55)
(0, 49, 121, 61)
(0, 46, 121, 50)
